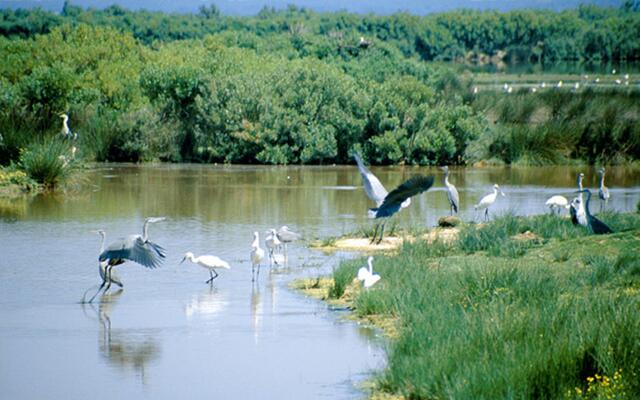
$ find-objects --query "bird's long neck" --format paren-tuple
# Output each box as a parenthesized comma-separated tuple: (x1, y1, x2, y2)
(368, 259, 373, 273)
(142, 220, 150, 241)
(577, 175, 583, 191)
(599, 172, 605, 188)
(252, 235, 259, 248)
(444, 171, 450, 186)
(583, 191, 592, 216)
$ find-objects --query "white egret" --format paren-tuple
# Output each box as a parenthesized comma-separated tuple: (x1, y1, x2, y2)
(59, 113, 77, 140)
(368, 175, 435, 244)
(276, 225, 300, 262)
(181, 252, 230, 283)
(250, 232, 265, 282)
(474, 184, 505, 221)
(545, 195, 569, 214)
(264, 228, 281, 265)
(598, 168, 610, 211)
(441, 166, 459, 215)
(357, 256, 380, 288)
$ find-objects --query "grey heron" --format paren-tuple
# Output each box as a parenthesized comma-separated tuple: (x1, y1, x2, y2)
(368, 175, 435, 244)
(569, 173, 587, 226)
(474, 184, 505, 221)
(354, 152, 411, 210)
(93, 230, 123, 289)
(251, 231, 265, 282)
(598, 168, 610, 211)
(545, 195, 569, 215)
(357, 256, 380, 288)
(87, 217, 166, 303)
(276, 225, 300, 261)
(181, 252, 230, 283)
(576, 189, 613, 234)
(440, 166, 459, 215)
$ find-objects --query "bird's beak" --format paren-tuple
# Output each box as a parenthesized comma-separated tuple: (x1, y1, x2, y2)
(180, 257, 186, 264)
(500, 191, 506, 197)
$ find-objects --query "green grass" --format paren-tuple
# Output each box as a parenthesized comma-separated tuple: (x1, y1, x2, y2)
(331, 213, 640, 399)
(18, 138, 75, 190)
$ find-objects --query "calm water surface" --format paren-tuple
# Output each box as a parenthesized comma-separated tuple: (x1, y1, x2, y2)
(1, 164, 639, 399)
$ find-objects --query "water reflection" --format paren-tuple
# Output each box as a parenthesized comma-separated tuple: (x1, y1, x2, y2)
(251, 282, 262, 344)
(81, 291, 161, 385)
(184, 286, 228, 319)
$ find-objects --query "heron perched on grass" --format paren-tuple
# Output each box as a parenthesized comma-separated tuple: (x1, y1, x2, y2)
(250, 231, 265, 282)
(276, 225, 300, 262)
(598, 168, 610, 211)
(474, 184, 505, 221)
(354, 152, 411, 210)
(545, 195, 569, 215)
(93, 230, 123, 289)
(86, 217, 166, 303)
(357, 256, 380, 289)
(368, 175, 435, 244)
(569, 173, 587, 226)
(576, 189, 613, 234)
(181, 252, 230, 283)
(440, 166, 459, 215)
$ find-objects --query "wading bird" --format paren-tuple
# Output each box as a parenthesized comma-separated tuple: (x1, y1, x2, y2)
(276, 225, 300, 261)
(474, 184, 505, 221)
(87, 217, 166, 303)
(181, 252, 230, 283)
(357, 256, 380, 289)
(60, 113, 77, 140)
(441, 166, 459, 215)
(545, 195, 569, 215)
(598, 168, 610, 211)
(93, 230, 123, 289)
(264, 229, 281, 265)
(576, 189, 613, 234)
(368, 175, 435, 244)
(354, 153, 411, 211)
(250, 231, 265, 282)
(569, 173, 587, 226)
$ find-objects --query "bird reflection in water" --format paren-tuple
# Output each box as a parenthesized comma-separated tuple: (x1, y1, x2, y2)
(251, 282, 263, 344)
(184, 285, 228, 319)
(81, 290, 160, 386)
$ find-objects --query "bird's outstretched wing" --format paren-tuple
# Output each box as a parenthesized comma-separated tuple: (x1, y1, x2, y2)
(373, 175, 435, 218)
(354, 153, 387, 206)
(99, 236, 164, 269)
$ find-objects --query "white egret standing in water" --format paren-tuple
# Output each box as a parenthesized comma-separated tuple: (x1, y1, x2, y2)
(181, 252, 230, 283)
(251, 232, 265, 282)
(474, 184, 505, 221)
(276, 225, 300, 262)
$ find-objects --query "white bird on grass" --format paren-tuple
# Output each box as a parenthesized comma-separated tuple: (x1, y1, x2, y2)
(545, 195, 569, 214)
(250, 232, 265, 282)
(474, 184, 505, 221)
(181, 252, 230, 283)
(357, 256, 380, 289)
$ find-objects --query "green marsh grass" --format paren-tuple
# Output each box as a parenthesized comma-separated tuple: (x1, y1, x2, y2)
(18, 138, 75, 190)
(331, 213, 640, 399)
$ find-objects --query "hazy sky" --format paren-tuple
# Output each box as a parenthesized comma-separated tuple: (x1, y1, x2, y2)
(0, 0, 624, 15)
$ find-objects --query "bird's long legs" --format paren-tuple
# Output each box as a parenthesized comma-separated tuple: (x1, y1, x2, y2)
(484, 208, 489, 221)
(376, 222, 386, 245)
(206, 270, 219, 284)
(370, 223, 380, 244)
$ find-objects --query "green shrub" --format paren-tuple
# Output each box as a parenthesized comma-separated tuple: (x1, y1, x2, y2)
(18, 138, 74, 189)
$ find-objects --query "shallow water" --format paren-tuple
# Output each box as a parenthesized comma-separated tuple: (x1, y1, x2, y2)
(0, 164, 638, 399)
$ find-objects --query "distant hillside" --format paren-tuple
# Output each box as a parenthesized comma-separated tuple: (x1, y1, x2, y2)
(0, 0, 625, 15)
